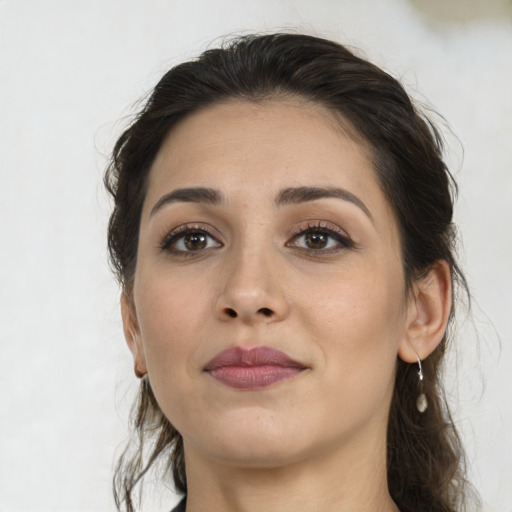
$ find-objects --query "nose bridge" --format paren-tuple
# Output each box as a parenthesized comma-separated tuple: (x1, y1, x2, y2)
(230, 237, 270, 295)
(215, 225, 288, 322)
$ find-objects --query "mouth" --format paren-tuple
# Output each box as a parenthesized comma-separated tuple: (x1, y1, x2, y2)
(203, 346, 308, 390)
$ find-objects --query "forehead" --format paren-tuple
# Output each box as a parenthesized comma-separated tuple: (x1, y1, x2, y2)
(144, 99, 394, 228)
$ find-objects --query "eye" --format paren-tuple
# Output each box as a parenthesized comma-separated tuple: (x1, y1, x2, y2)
(288, 223, 353, 252)
(161, 225, 222, 254)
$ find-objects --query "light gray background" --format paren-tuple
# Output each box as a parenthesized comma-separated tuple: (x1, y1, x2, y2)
(0, 1, 510, 511)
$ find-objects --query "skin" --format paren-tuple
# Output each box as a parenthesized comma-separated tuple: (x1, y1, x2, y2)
(122, 99, 452, 512)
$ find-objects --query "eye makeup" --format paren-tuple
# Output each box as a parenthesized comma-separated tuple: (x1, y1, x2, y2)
(287, 220, 355, 255)
(160, 223, 223, 255)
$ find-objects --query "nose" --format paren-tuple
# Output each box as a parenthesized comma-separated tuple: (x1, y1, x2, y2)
(214, 245, 290, 324)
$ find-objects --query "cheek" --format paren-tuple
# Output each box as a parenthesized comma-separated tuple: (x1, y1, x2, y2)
(299, 263, 405, 396)
(134, 271, 210, 377)
(133, 272, 215, 429)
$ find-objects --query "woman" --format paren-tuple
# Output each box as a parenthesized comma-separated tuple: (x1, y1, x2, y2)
(105, 33, 478, 512)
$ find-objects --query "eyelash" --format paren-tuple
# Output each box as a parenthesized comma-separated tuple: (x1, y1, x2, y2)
(287, 221, 354, 254)
(160, 224, 222, 254)
(160, 221, 354, 256)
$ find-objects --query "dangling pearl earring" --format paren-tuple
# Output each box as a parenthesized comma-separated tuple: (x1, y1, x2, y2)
(416, 356, 428, 413)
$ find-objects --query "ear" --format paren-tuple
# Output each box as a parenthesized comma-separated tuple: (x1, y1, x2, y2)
(398, 260, 452, 363)
(121, 292, 147, 378)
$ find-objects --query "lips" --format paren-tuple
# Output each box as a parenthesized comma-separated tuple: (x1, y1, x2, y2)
(204, 346, 307, 390)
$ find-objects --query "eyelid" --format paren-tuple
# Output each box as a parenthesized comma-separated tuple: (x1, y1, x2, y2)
(287, 220, 355, 251)
(160, 223, 223, 252)
(158, 220, 353, 255)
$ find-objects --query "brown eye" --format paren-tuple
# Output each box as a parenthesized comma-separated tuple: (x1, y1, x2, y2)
(162, 228, 222, 253)
(288, 225, 354, 253)
(304, 232, 328, 249)
(184, 233, 207, 250)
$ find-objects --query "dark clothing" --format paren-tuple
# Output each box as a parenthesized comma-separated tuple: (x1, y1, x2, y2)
(171, 498, 186, 512)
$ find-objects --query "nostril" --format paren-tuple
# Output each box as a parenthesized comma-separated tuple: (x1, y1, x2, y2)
(225, 308, 237, 318)
(258, 307, 273, 317)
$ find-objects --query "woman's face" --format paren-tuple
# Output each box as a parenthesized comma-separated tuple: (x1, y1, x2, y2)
(125, 99, 414, 469)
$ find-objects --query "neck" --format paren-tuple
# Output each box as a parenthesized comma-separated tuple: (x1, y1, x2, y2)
(183, 426, 398, 512)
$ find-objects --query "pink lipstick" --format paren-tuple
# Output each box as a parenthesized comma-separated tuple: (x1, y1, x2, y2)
(204, 346, 307, 390)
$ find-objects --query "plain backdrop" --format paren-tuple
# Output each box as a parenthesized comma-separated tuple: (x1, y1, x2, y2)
(0, 1, 511, 511)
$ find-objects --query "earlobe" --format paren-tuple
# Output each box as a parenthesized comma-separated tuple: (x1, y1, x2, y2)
(398, 260, 452, 363)
(121, 292, 147, 377)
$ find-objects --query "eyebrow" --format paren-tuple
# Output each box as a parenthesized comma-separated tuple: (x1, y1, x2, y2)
(150, 185, 373, 222)
(276, 186, 373, 222)
(150, 187, 223, 217)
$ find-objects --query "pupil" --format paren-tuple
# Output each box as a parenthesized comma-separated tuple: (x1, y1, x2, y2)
(306, 232, 327, 249)
(185, 233, 207, 250)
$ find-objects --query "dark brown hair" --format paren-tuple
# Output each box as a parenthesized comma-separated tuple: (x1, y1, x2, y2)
(105, 33, 477, 512)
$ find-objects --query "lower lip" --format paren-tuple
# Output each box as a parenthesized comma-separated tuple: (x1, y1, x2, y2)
(206, 365, 304, 390)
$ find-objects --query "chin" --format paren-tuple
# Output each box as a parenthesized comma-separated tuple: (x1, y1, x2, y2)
(201, 439, 308, 469)
(184, 409, 314, 468)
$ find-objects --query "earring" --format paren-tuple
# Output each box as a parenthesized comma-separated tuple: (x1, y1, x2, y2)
(415, 356, 428, 413)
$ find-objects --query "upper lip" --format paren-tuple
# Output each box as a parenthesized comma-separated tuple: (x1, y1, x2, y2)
(204, 346, 307, 371)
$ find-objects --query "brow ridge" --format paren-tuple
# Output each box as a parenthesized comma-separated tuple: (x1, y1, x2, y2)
(150, 187, 223, 217)
(150, 185, 372, 222)
(276, 186, 373, 221)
